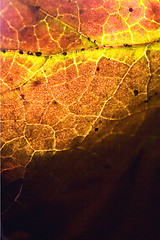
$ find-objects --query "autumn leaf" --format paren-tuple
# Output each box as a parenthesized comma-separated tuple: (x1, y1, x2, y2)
(1, 0, 160, 239)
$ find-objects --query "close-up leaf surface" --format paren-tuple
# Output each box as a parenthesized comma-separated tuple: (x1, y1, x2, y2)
(0, 0, 160, 239)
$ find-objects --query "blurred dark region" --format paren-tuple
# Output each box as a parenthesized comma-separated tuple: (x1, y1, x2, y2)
(1, 136, 160, 240)
(1, 108, 160, 240)
(1, 201, 69, 240)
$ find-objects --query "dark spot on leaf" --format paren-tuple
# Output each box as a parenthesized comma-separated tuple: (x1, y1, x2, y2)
(154, 92, 158, 96)
(95, 128, 99, 132)
(33, 80, 41, 86)
(1, 49, 6, 53)
(144, 96, 152, 103)
(62, 52, 67, 56)
(35, 6, 41, 10)
(134, 90, 138, 96)
(129, 8, 133, 12)
(103, 45, 106, 47)
(36, 52, 42, 56)
(29, 5, 41, 11)
(53, 100, 58, 104)
(65, 83, 69, 89)
(19, 50, 23, 54)
(79, 9, 83, 14)
(27, 51, 33, 55)
(87, 37, 91, 41)
(148, 96, 152, 101)
(124, 44, 132, 47)
(96, 67, 100, 71)
(94, 40, 96, 43)
(96, 47, 99, 50)
(81, 48, 85, 51)
(20, 94, 25, 100)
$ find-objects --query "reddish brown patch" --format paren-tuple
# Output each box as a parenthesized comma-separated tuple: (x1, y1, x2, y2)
(14, 0, 45, 25)
(80, 8, 108, 25)
(0, 17, 17, 39)
(41, 101, 69, 127)
(1, 91, 24, 121)
(104, 14, 128, 34)
(4, 61, 28, 88)
(79, 7, 108, 37)
(58, 2, 77, 15)
(19, 27, 34, 41)
(22, 0, 36, 4)
(39, 36, 60, 53)
(59, 31, 79, 50)
(145, 1, 160, 23)
(0, 57, 13, 79)
(18, 27, 38, 51)
(47, 17, 64, 40)
(66, 65, 78, 82)
(140, 18, 160, 30)
(81, 22, 103, 37)
(58, 15, 79, 30)
(97, 57, 129, 78)
(48, 69, 66, 86)
(35, 21, 48, 39)
(0, 36, 18, 50)
(38, 0, 59, 17)
(2, 5, 24, 30)
(78, 0, 103, 9)
(104, 0, 119, 13)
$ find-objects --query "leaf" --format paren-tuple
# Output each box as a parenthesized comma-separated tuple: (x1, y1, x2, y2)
(1, 0, 160, 239)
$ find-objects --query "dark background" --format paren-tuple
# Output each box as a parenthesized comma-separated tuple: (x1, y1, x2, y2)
(1, 111, 160, 240)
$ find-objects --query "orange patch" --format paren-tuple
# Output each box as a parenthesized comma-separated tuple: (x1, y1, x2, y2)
(104, 14, 128, 34)
(104, 0, 119, 14)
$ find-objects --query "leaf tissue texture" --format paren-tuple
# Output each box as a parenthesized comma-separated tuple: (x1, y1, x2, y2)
(1, 0, 160, 239)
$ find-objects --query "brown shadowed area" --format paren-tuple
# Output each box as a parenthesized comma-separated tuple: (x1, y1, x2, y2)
(1, 109, 160, 240)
